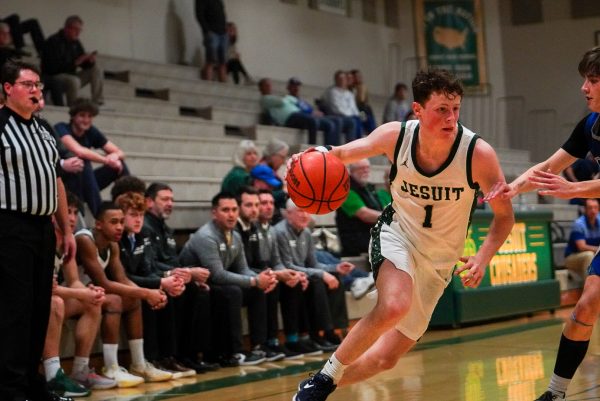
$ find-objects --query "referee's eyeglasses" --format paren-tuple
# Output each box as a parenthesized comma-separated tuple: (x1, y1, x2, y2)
(14, 80, 45, 91)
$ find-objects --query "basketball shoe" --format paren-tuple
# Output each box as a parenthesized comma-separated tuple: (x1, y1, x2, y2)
(534, 390, 566, 401)
(293, 371, 336, 401)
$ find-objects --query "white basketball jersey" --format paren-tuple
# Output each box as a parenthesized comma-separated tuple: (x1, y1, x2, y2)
(389, 120, 479, 269)
(75, 228, 111, 285)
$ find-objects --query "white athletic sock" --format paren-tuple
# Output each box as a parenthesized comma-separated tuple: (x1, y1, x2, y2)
(321, 353, 346, 384)
(548, 374, 570, 397)
(72, 356, 90, 375)
(43, 357, 61, 381)
(128, 338, 145, 368)
(103, 343, 119, 368)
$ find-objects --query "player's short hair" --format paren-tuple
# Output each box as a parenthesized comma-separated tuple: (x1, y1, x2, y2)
(115, 191, 146, 213)
(578, 46, 600, 78)
(66, 191, 81, 210)
(212, 191, 237, 209)
(69, 98, 98, 117)
(236, 186, 259, 204)
(412, 69, 464, 105)
(95, 201, 121, 220)
(111, 175, 146, 200)
(258, 189, 274, 197)
(145, 182, 172, 200)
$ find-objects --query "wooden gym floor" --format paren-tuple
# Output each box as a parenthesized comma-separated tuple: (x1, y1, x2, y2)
(86, 307, 600, 401)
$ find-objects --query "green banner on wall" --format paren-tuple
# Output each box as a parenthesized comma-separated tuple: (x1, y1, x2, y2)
(415, 0, 487, 90)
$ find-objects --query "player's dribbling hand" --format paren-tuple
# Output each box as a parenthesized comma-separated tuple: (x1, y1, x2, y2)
(454, 256, 484, 288)
(285, 146, 331, 176)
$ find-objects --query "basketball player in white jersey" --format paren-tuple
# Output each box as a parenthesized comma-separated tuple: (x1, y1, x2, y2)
(292, 69, 515, 401)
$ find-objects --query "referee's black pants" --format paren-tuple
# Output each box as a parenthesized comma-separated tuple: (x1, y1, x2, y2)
(0, 212, 55, 401)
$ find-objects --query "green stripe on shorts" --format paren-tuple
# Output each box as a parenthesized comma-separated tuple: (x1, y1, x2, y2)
(370, 204, 395, 280)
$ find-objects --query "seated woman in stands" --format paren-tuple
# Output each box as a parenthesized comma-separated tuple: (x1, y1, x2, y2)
(221, 139, 261, 196)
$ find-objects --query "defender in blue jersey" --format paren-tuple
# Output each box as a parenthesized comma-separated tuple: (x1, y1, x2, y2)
(487, 47, 600, 401)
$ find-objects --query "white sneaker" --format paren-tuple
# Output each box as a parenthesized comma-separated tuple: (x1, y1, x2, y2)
(102, 365, 144, 388)
(71, 365, 117, 389)
(130, 360, 173, 382)
(350, 274, 375, 299)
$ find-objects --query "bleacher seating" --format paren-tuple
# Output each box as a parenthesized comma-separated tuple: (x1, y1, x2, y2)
(33, 51, 584, 360)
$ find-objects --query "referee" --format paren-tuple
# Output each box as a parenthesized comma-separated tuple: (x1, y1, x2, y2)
(0, 60, 75, 401)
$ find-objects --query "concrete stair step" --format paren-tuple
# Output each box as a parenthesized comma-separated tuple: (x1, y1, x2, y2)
(105, 130, 263, 157)
(126, 152, 232, 178)
(41, 106, 226, 137)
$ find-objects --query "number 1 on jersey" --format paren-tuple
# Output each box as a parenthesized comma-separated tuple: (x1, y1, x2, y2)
(423, 205, 433, 228)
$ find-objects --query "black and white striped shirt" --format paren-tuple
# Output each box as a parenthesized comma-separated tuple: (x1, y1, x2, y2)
(0, 106, 59, 216)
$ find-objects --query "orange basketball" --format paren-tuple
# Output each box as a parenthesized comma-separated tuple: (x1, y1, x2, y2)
(286, 150, 350, 215)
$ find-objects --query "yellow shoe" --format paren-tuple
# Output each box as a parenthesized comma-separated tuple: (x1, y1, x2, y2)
(130, 360, 173, 382)
(102, 365, 144, 388)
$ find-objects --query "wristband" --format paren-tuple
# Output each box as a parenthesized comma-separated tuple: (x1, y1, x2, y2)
(314, 145, 331, 153)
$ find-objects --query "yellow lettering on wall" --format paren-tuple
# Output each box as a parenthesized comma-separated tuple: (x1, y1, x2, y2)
(489, 253, 538, 286)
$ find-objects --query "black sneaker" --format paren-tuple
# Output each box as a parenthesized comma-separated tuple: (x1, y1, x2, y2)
(255, 344, 285, 362)
(324, 331, 342, 345)
(311, 336, 338, 352)
(44, 392, 75, 401)
(293, 371, 337, 401)
(534, 391, 566, 401)
(287, 340, 323, 356)
(272, 343, 303, 360)
(217, 355, 240, 368)
(233, 350, 266, 366)
(180, 357, 220, 373)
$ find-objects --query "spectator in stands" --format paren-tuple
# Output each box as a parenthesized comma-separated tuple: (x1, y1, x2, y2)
(259, 78, 328, 145)
(564, 198, 600, 279)
(320, 70, 362, 141)
(222, 139, 261, 196)
(225, 22, 252, 85)
(196, 0, 228, 82)
(351, 69, 376, 133)
(259, 138, 289, 219)
(55, 98, 129, 216)
(115, 192, 197, 379)
(0, 22, 21, 70)
(274, 199, 351, 349)
(42, 192, 116, 398)
(235, 187, 299, 361)
(141, 183, 220, 373)
(335, 159, 385, 257)
(255, 189, 311, 358)
(35, 97, 86, 178)
(382, 82, 410, 123)
(286, 77, 343, 145)
(111, 176, 147, 202)
(76, 202, 173, 384)
(42, 15, 103, 106)
(179, 192, 277, 366)
(1, 14, 45, 57)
